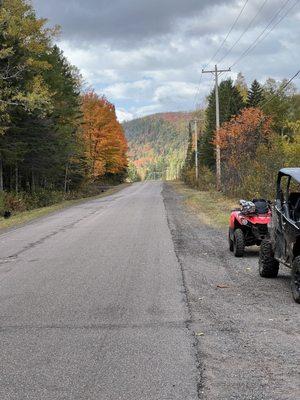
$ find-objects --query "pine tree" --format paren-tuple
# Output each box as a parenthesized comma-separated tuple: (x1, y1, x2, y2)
(183, 123, 195, 171)
(247, 80, 264, 107)
(0, 0, 129, 198)
(200, 79, 245, 169)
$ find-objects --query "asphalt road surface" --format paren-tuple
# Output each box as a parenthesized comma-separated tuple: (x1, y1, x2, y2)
(0, 182, 199, 400)
(0, 181, 299, 400)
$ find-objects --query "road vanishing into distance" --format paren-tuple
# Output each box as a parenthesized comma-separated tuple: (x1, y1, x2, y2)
(0, 182, 198, 400)
(0, 182, 299, 400)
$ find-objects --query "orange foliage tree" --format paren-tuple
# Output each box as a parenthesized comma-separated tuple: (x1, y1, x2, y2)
(215, 107, 274, 192)
(216, 107, 273, 168)
(81, 91, 128, 180)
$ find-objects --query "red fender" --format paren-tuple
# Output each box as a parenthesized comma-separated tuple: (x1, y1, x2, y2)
(229, 210, 271, 229)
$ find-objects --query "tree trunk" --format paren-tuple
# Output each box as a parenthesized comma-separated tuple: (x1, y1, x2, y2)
(31, 168, 35, 192)
(15, 163, 18, 193)
(9, 166, 13, 191)
(64, 163, 69, 194)
(0, 158, 3, 191)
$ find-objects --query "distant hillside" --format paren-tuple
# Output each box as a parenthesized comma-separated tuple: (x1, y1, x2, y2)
(123, 112, 193, 180)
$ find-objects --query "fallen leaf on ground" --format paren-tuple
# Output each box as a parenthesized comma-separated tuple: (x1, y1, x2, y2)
(195, 332, 205, 336)
(217, 284, 230, 289)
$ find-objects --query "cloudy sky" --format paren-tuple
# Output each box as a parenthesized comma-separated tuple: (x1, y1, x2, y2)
(32, 0, 300, 121)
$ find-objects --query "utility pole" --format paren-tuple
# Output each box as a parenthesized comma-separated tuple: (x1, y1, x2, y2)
(202, 65, 231, 191)
(193, 119, 198, 181)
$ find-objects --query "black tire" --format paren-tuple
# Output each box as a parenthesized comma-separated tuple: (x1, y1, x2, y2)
(259, 240, 279, 278)
(233, 229, 245, 257)
(291, 256, 300, 304)
(228, 229, 234, 252)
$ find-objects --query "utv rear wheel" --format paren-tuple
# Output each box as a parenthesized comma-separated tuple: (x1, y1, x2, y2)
(259, 240, 279, 278)
(233, 229, 245, 257)
(291, 256, 300, 304)
(228, 229, 234, 252)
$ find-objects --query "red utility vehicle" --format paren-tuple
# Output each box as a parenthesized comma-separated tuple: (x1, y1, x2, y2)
(228, 199, 272, 257)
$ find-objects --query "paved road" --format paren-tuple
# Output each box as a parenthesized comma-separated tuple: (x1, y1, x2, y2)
(0, 182, 199, 400)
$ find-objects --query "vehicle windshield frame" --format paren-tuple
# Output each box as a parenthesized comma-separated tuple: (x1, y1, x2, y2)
(277, 169, 300, 205)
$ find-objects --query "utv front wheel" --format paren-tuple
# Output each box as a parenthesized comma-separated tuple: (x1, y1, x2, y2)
(259, 240, 279, 278)
(233, 229, 245, 257)
(228, 229, 234, 252)
(291, 256, 300, 304)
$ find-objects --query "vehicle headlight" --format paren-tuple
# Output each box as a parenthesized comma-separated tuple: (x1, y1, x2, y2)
(241, 218, 248, 226)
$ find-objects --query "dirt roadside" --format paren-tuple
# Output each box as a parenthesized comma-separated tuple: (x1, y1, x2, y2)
(163, 182, 300, 400)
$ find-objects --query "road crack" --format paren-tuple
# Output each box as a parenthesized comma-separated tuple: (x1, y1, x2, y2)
(162, 183, 204, 399)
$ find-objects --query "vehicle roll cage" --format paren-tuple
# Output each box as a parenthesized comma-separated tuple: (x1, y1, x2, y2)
(276, 168, 300, 202)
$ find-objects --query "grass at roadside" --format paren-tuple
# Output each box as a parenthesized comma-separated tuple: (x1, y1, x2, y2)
(0, 183, 130, 231)
(169, 181, 237, 229)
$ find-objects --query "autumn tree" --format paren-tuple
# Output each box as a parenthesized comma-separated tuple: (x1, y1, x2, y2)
(235, 72, 248, 102)
(0, 0, 130, 215)
(0, 0, 55, 125)
(0, 0, 86, 195)
(200, 79, 245, 168)
(127, 162, 141, 182)
(0, 0, 57, 190)
(216, 107, 274, 193)
(81, 92, 128, 182)
(0, 0, 56, 191)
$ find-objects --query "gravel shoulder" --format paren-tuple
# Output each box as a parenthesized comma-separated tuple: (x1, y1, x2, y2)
(163, 182, 300, 400)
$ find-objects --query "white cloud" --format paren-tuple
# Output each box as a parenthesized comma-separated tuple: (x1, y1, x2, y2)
(103, 80, 152, 100)
(116, 108, 134, 122)
(43, 0, 300, 119)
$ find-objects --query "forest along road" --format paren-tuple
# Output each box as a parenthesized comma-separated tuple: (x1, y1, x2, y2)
(0, 182, 199, 400)
(0, 182, 299, 400)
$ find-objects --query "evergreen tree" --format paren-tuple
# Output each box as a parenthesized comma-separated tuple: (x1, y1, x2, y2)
(0, 0, 128, 196)
(4, 44, 85, 192)
(247, 79, 264, 107)
(200, 79, 245, 169)
(183, 123, 195, 172)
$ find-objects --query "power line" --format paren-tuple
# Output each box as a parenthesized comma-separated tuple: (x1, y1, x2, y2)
(221, 0, 298, 125)
(230, 0, 298, 68)
(218, 0, 269, 64)
(194, 0, 299, 123)
(194, 72, 216, 110)
(208, 0, 249, 65)
(260, 69, 300, 108)
(192, 65, 207, 110)
(204, 0, 270, 118)
(193, 0, 249, 110)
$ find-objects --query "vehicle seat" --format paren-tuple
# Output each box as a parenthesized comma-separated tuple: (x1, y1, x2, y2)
(289, 193, 300, 221)
(252, 199, 269, 214)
